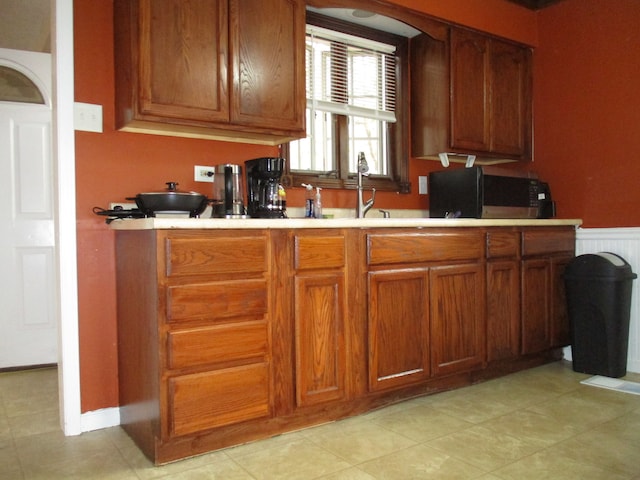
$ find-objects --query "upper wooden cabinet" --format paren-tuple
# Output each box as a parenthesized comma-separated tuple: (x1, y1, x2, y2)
(114, 0, 306, 145)
(411, 27, 533, 163)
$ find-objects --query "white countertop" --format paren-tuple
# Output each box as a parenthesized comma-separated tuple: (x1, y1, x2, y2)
(109, 216, 582, 230)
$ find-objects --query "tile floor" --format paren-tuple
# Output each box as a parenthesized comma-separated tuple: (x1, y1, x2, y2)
(2, 361, 640, 479)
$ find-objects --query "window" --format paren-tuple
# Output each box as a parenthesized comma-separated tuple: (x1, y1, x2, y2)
(282, 12, 410, 193)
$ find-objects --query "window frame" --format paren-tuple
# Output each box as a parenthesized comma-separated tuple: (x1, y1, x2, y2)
(282, 11, 410, 194)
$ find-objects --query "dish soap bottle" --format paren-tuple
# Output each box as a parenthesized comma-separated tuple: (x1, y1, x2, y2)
(314, 186, 322, 219)
(302, 183, 314, 218)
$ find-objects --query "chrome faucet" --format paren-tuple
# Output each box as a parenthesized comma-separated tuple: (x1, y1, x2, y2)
(356, 152, 376, 218)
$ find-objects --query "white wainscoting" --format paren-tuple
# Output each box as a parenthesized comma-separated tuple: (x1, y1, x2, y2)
(564, 227, 640, 374)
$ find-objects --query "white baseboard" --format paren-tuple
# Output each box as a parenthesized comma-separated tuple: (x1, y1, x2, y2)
(80, 407, 121, 432)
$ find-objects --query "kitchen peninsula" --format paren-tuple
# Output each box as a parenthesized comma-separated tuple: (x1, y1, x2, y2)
(113, 218, 580, 464)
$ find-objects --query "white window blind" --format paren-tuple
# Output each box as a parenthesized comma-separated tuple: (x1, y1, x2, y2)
(306, 25, 397, 123)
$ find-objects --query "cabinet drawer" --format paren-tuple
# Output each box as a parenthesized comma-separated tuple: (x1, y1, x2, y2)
(486, 231, 520, 259)
(169, 363, 270, 437)
(295, 235, 345, 270)
(522, 229, 575, 256)
(167, 320, 268, 369)
(165, 236, 267, 277)
(367, 231, 483, 265)
(166, 279, 267, 322)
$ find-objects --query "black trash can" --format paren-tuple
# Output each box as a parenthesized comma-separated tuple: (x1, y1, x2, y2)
(564, 252, 637, 378)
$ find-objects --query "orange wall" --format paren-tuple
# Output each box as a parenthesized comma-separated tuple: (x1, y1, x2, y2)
(533, 0, 640, 227)
(74, 1, 536, 412)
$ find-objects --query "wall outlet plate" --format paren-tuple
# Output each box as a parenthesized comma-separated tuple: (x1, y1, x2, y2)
(195, 165, 215, 182)
(74, 102, 103, 133)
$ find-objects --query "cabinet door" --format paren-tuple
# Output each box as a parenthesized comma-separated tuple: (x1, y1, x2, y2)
(490, 40, 531, 157)
(230, 0, 306, 130)
(550, 256, 572, 347)
(521, 258, 551, 354)
(450, 29, 490, 152)
(294, 273, 346, 407)
(139, 0, 229, 122)
(368, 269, 430, 391)
(487, 260, 521, 361)
(430, 264, 486, 376)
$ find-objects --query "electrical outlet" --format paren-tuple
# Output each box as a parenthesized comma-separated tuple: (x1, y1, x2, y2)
(74, 102, 103, 133)
(194, 165, 215, 182)
(418, 176, 428, 195)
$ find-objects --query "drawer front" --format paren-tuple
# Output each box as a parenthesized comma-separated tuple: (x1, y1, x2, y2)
(367, 231, 483, 265)
(167, 320, 268, 369)
(487, 231, 520, 259)
(166, 279, 267, 322)
(165, 236, 267, 277)
(522, 229, 575, 256)
(295, 235, 345, 270)
(169, 363, 270, 436)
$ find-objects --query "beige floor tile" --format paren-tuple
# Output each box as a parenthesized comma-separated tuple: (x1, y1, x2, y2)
(553, 430, 640, 477)
(491, 447, 632, 480)
(421, 386, 522, 424)
(526, 388, 638, 429)
(119, 443, 229, 480)
(4, 362, 640, 479)
(223, 430, 307, 460)
(370, 403, 473, 442)
(0, 439, 22, 480)
(480, 409, 584, 448)
(8, 409, 60, 438)
(148, 457, 256, 480)
(302, 416, 417, 464)
(315, 467, 378, 479)
(358, 443, 486, 479)
(229, 436, 352, 480)
(426, 424, 541, 471)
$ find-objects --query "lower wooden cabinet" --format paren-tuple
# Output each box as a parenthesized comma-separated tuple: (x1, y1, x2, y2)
(368, 268, 431, 391)
(169, 362, 270, 436)
(521, 228, 575, 354)
(115, 224, 575, 464)
(487, 260, 521, 361)
(430, 263, 486, 376)
(292, 231, 349, 407)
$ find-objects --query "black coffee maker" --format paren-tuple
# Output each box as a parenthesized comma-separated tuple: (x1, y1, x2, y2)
(245, 157, 287, 218)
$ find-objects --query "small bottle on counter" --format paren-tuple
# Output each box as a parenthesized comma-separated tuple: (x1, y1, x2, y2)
(314, 186, 322, 219)
(302, 183, 314, 218)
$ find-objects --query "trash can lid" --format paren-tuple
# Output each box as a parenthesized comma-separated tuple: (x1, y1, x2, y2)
(564, 252, 637, 280)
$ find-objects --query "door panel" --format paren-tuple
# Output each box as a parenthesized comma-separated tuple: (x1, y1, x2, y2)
(0, 50, 56, 368)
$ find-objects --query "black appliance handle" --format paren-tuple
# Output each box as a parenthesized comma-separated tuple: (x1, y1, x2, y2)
(224, 165, 233, 215)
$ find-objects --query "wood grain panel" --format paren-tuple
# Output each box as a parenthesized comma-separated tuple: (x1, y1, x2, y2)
(486, 230, 520, 259)
(166, 236, 267, 276)
(368, 269, 430, 391)
(167, 320, 268, 369)
(294, 273, 346, 406)
(522, 228, 575, 256)
(487, 260, 521, 361)
(295, 235, 345, 270)
(430, 263, 486, 376)
(521, 258, 551, 354)
(367, 231, 483, 266)
(139, 0, 228, 121)
(169, 363, 270, 437)
(166, 279, 266, 322)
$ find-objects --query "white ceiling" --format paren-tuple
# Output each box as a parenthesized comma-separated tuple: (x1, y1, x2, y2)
(307, 7, 421, 38)
(0, 0, 51, 53)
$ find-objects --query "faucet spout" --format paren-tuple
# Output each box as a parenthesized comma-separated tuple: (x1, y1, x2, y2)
(356, 152, 375, 218)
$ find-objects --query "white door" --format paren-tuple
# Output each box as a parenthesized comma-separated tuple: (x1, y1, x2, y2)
(0, 48, 56, 369)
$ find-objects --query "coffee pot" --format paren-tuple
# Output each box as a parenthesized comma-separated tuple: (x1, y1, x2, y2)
(210, 164, 246, 218)
(245, 157, 287, 218)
